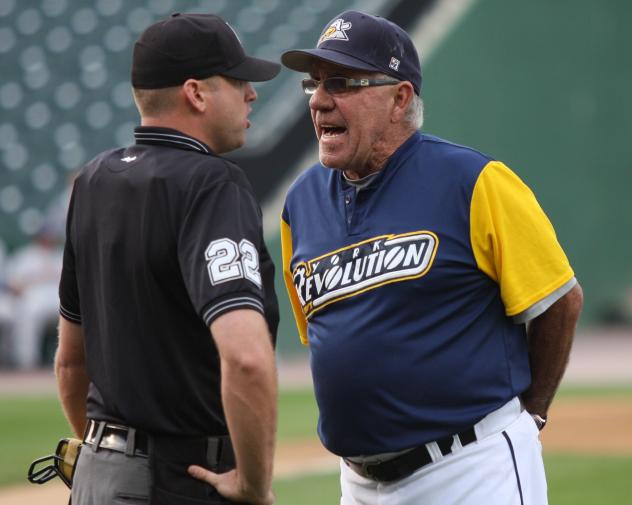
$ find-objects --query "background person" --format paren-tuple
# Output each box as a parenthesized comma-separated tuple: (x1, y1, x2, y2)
(56, 13, 280, 505)
(6, 224, 63, 369)
(280, 10, 583, 505)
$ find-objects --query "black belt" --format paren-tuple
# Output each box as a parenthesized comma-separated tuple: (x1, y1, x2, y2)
(344, 427, 477, 483)
(84, 420, 150, 457)
(83, 420, 233, 467)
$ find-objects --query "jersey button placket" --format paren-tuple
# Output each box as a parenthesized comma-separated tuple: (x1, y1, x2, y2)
(344, 190, 354, 232)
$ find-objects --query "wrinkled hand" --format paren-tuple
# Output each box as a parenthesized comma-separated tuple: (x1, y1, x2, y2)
(187, 466, 274, 505)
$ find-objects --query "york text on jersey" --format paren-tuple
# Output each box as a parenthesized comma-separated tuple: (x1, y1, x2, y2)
(293, 231, 438, 318)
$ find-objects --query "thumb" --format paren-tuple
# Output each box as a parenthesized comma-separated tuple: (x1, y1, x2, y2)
(187, 465, 219, 486)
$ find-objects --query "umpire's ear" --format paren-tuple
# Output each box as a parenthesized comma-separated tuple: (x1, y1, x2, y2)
(181, 77, 214, 113)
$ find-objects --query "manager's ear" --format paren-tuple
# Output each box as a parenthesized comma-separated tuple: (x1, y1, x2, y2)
(390, 81, 415, 123)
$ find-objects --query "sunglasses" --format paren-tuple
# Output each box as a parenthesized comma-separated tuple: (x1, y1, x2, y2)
(302, 77, 401, 95)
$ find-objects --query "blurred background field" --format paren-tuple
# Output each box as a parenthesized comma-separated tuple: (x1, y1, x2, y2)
(1, 0, 631, 503)
(1, 383, 631, 504)
(1, 0, 632, 365)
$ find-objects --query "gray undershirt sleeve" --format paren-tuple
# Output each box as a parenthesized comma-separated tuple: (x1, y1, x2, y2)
(513, 277, 577, 324)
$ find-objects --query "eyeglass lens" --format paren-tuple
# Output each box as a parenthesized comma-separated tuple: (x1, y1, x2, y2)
(302, 78, 351, 95)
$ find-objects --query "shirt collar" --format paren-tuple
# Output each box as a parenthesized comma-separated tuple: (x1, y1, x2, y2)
(342, 171, 380, 193)
(381, 131, 422, 174)
(336, 131, 423, 192)
(134, 126, 214, 154)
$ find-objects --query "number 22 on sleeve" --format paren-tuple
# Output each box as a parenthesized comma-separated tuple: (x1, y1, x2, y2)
(205, 238, 262, 288)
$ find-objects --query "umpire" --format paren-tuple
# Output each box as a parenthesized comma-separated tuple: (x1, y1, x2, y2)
(55, 13, 280, 505)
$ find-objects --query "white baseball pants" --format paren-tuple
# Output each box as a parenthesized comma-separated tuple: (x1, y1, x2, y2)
(340, 398, 547, 505)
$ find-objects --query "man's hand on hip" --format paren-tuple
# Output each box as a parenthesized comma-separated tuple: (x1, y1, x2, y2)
(188, 466, 275, 505)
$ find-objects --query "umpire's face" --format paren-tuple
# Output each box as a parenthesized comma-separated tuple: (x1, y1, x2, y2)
(202, 75, 258, 153)
(308, 62, 403, 178)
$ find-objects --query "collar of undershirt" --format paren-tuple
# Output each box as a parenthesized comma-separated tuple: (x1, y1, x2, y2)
(134, 126, 213, 154)
(339, 132, 423, 193)
(342, 171, 381, 192)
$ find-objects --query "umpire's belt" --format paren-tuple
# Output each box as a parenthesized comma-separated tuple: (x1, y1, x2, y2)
(84, 420, 149, 457)
(344, 397, 522, 483)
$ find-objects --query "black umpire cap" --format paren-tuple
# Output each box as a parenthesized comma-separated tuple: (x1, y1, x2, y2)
(132, 12, 281, 89)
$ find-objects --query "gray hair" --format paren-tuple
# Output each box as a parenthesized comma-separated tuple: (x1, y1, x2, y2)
(404, 94, 424, 130)
(374, 73, 424, 130)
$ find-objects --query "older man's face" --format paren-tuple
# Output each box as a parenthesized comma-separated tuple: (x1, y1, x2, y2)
(308, 62, 399, 177)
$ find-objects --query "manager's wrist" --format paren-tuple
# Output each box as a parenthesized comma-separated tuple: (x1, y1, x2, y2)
(531, 413, 547, 431)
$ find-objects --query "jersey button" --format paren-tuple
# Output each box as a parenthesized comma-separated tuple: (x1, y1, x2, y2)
(345, 196, 351, 205)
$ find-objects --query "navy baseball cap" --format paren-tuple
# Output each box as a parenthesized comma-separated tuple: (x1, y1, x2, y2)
(132, 13, 281, 89)
(282, 11, 421, 95)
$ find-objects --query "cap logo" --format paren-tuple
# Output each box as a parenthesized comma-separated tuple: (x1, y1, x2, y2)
(389, 57, 400, 71)
(225, 22, 242, 44)
(318, 18, 352, 46)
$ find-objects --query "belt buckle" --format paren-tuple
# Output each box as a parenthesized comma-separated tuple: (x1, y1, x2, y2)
(84, 421, 136, 455)
(361, 460, 381, 481)
(101, 430, 126, 449)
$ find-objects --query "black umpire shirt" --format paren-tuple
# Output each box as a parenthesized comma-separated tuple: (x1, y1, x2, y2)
(59, 126, 279, 437)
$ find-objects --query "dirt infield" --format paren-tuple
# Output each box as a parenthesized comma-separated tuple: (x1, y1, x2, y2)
(280, 393, 632, 468)
(2, 394, 631, 505)
(1, 331, 630, 504)
(541, 395, 632, 454)
(3, 329, 630, 395)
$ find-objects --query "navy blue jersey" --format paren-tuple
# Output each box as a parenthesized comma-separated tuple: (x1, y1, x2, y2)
(281, 132, 573, 456)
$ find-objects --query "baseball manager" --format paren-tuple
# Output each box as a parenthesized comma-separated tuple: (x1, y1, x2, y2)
(280, 10, 583, 505)
(56, 13, 280, 505)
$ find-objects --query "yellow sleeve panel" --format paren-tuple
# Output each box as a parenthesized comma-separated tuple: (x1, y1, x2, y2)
(470, 161, 574, 316)
(280, 217, 309, 345)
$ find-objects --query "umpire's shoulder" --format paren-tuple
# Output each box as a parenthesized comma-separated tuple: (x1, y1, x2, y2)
(186, 153, 255, 194)
(75, 147, 125, 179)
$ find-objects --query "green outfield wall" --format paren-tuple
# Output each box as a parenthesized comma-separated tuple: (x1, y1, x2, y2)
(270, 0, 632, 355)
